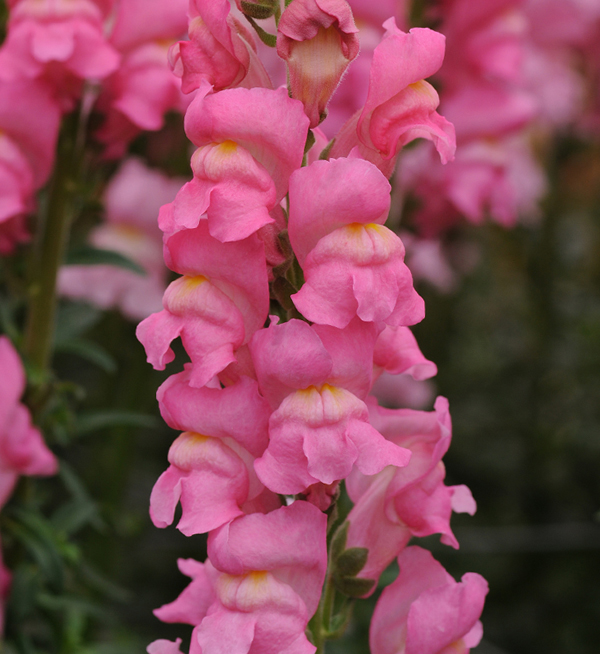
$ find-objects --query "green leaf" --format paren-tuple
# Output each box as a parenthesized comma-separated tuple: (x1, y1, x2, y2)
(304, 130, 316, 154)
(0, 295, 20, 341)
(330, 521, 349, 561)
(6, 565, 41, 622)
(54, 338, 117, 373)
(335, 547, 368, 577)
(334, 576, 376, 598)
(55, 302, 102, 342)
(8, 517, 65, 589)
(78, 562, 130, 603)
(52, 462, 104, 533)
(65, 246, 146, 276)
(52, 499, 102, 536)
(319, 138, 336, 161)
(245, 15, 277, 47)
(36, 593, 107, 619)
(241, 0, 276, 19)
(74, 410, 159, 436)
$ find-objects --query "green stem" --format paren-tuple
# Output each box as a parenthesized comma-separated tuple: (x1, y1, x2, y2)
(23, 113, 80, 377)
(309, 571, 337, 654)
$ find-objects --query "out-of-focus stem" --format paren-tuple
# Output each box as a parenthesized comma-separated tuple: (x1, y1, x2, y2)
(24, 113, 79, 377)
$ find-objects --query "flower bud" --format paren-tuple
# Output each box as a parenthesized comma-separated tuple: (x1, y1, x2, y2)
(277, 0, 359, 127)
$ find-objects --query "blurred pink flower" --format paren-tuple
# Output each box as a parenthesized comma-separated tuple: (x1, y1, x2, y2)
(59, 158, 183, 320)
(370, 546, 488, 654)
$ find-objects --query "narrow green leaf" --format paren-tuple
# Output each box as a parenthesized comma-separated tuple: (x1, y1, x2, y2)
(36, 593, 107, 618)
(78, 562, 131, 603)
(54, 302, 102, 342)
(0, 295, 20, 341)
(8, 520, 65, 589)
(304, 130, 316, 154)
(319, 138, 336, 161)
(74, 410, 159, 435)
(245, 15, 277, 47)
(52, 499, 102, 536)
(54, 338, 117, 373)
(65, 246, 146, 276)
(330, 521, 349, 561)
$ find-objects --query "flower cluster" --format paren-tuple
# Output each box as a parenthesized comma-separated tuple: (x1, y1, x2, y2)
(0, 0, 189, 253)
(137, 1, 488, 652)
(397, 0, 600, 237)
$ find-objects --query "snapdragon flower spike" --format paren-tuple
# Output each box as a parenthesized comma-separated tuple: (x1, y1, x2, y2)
(330, 21, 455, 177)
(0, 337, 58, 508)
(288, 157, 424, 329)
(136, 222, 269, 388)
(370, 546, 488, 654)
(169, 0, 272, 94)
(0, 0, 120, 85)
(250, 318, 411, 495)
(161, 85, 309, 239)
(277, 0, 360, 128)
(152, 502, 327, 654)
(150, 366, 278, 536)
(345, 397, 476, 585)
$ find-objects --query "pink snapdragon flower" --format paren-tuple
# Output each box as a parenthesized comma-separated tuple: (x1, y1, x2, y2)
(277, 0, 360, 127)
(323, 0, 408, 135)
(169, 0, 272, 94)
(398, 135, 546, 234)
(288, 157, 424, 329)
(330, 21, 455, 177)
(345, 397, 476, 584)
(400, 233, 458, 294)
(0, 337, 58, 508)
(162, 86, 309, 241)
(94, 0, 188, 157)
(249, 318, 411, 494)
(439, 0, 528, 91)
(370, 373, 436, 411)
(0, 79, 60, 236)
(373, 326, 438, 382)
(0, 0, 120, 94)
(152, 502, 327, 654)
(95, 43, 186, 158)
(370, 546, 488, 654)
(136, 223, 269, 388)
(150, 366, 278, 535)
(59, 158, 183, 320)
